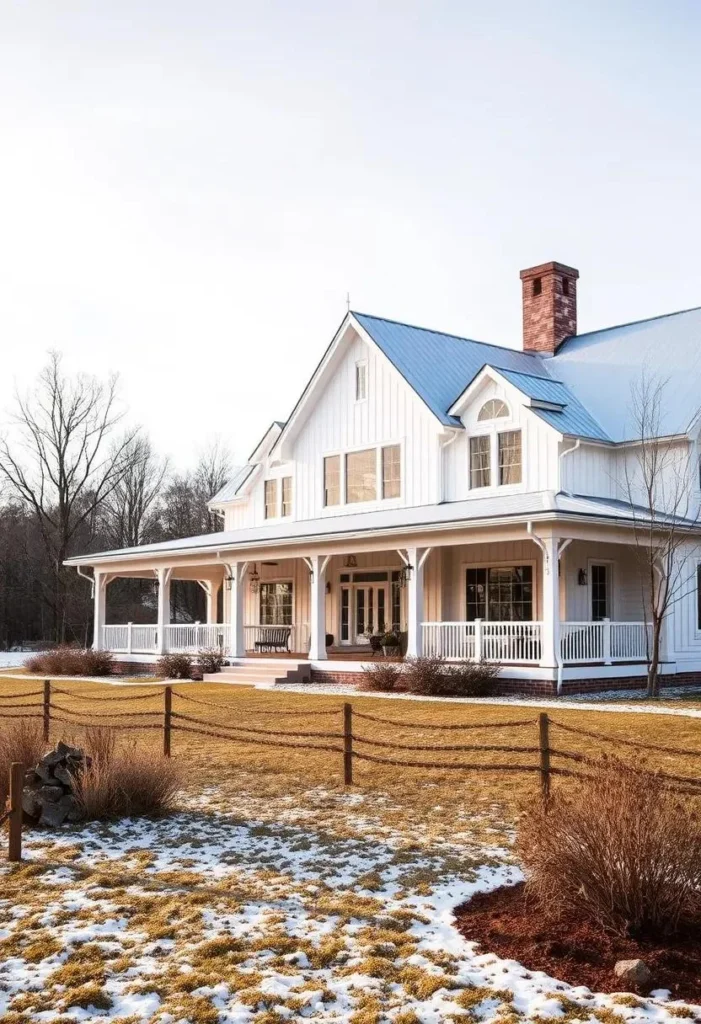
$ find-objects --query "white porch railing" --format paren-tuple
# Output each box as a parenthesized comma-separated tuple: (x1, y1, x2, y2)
(243, 624, 310, 653)
(101, 624, 159, 654)
(422, 621, 542, 663)
(164, 624, 231, 653)
(560, 620, 652, 664)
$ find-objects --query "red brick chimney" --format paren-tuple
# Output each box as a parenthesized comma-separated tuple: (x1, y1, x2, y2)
(520, 261, 579, 354)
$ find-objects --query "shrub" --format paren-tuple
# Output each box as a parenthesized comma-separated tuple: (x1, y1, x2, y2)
(25, 646, 113, 677)
(196, 647, 225, 674)
(73, 737, 183, 820)
(156, 652, 193, 679)
(0, 719, 45, 805)
(360, 662, 403, 692)
(516, 759, 701, 939)
(84, 725, 116, 768)
(401, 656, 499, 697)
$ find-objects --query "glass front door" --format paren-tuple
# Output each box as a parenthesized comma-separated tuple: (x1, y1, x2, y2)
(340, 581, 390, 644)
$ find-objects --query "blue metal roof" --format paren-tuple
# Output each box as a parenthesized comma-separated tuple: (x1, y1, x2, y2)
(496, 369, 611, 441)
(353, 312, 551, 427)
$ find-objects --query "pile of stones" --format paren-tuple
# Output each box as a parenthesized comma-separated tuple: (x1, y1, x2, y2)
(22, 741, 89, 827)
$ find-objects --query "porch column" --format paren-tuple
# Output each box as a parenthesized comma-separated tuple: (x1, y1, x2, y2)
(308, 555, 331, 661)
(539, 537, 559, 669)
(406, 547, 428, 659)
(197, 580, 218, 624)
(156, 567, 172, 655)
(226, 562, 248, 657)
(92, 571, 107, 650)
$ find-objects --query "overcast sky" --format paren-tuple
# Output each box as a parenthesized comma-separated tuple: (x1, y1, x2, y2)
(1, 1, 699, 467)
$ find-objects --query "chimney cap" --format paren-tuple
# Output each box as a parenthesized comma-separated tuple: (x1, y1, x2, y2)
(520, 261, 579, 281)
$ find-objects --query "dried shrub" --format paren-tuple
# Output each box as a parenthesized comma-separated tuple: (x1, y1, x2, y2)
(25, 646, 113, 676)
(156, 652, 193, 679)
(0, 719, 45, 805)
(196, 648, 225, 674)
(73, 738, 183, 820)
(84, 725, 116, 768)
(402, 656, 499, 697)
(517, 759, 701, 938)
(360, 662, 403, 692)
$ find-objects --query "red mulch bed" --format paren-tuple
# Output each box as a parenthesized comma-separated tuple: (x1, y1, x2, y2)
(455, 883, 701, 1003)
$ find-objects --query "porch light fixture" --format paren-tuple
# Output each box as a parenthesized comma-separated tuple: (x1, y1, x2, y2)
(578, 569, 587, 586)
(399, 564, 413, 588)
(249, 564, 260, 593)
(344, 555, 358, 568)
(224, 572, 234, 591)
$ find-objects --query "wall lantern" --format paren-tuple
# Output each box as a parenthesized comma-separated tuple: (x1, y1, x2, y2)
(399, 564, 413, 589)
(224, 572, 234, 591)
(577, 569, 587, 586)
(344, 555, 358, 568)
(249, 564, 260, 593)
(325, 581, 331, 594)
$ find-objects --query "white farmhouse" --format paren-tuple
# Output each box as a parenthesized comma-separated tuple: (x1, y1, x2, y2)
(67, 261, 701, 694)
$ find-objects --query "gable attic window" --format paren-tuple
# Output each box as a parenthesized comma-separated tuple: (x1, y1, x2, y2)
(498, 430, 522, 485)
(469, 436, 491, 488)
(355, 361, 368, 402)
(477, 399, 509, 421)
(381, 444, 401, 499)
(264, 479, 278, 519)
(532, 277, 542, 296)
(346, 448, 376, 503)
(281, 476, 293, 517)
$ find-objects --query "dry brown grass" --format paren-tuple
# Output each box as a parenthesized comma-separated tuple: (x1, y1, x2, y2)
(517, 758, 701, 938)
(0, 718, 45, 805)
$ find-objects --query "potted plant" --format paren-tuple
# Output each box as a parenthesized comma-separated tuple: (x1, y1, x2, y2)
(380, 630, 401, 656)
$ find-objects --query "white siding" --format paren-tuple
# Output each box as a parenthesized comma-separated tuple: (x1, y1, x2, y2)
(561, 541, 644, 622)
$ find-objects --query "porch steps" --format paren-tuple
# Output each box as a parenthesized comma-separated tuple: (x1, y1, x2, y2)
(203, 661, 311, 688)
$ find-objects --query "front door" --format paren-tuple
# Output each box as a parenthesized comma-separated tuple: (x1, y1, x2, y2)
(340, 582, 390, 644)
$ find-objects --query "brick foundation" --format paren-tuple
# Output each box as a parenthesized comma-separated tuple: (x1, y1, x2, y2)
(111, 661, 158, 677)
(310, 668, 701, 696)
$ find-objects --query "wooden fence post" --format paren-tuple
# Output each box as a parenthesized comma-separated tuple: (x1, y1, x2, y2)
(538, 712, 550, 801)
(163, 686, 172, 757)
(8, 762, 23, 862)
(343, 703, 353, 785)
(43, 680, 51, 743)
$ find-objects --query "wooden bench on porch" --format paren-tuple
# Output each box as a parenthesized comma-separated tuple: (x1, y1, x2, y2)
(254, 626, 292, 653)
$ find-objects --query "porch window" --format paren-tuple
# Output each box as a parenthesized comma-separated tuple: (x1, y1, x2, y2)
(469, 436, 491, 488)
(259, 582, 293, 625)
(498, 430, 522, 485)
(591, 564, 611, 620)
(346, 448, 376, 503)
(382, 444, 401, 499)
(324, 455, 340, 507)
(281, 476, 293, 517)
(466, 566, 533, 621)
(264, 479, 278, 519)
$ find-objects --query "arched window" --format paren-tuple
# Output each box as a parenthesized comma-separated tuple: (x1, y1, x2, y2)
(477, 399, 509, 421)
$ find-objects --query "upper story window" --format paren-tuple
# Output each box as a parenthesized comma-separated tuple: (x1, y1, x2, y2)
(498, 430, 522, 485)
(469, 435, 491, 488)
(355, 361, 368, 402)
(281, 476, 293, 517)
(382, 444, 401, 499)
(478, 399, 509, 421)
(346, 448, 376, 503)
(324, 455, 340, 507)
(264, 479, 278, 519)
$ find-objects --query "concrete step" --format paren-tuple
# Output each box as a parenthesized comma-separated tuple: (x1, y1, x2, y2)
(203, 662, 311, 687)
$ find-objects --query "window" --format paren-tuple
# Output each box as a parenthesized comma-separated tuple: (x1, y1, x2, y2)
(469, 435, 491, 488)
(382, 444, 401, 499)
(259, 582, 293, 625)
(323, 455, 340, 507)
(346, 448, 376, 503)
(477, 399, 509, 421)
(591, 564, 611, 620)
(466, 566, 533, 621)
(498, 430, 522, 485)
(532, 277, 542, 296)
(355, 361, 367, 401)
(281, 477, 292, 517)
(264, 479, 278, 519)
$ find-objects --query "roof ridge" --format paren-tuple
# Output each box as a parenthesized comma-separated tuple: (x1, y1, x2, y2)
(562, 304, 701, 344)
(351, 309, 542, 360)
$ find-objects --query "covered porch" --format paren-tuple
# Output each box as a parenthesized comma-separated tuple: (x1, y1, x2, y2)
(90, 524, 662, 679)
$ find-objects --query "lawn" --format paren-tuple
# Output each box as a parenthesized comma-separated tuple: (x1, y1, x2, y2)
(0, 679, 699, 1023)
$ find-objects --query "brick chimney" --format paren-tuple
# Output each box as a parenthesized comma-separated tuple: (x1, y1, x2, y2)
(520, 261, 579, 354)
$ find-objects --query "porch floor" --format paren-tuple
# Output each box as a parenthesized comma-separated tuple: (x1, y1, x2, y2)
(242, 649, 403, 662)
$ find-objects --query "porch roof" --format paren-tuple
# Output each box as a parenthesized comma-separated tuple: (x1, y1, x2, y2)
(64, 491, 699, 567)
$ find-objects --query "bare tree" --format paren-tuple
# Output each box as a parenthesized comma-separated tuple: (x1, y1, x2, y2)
(101, 433, 169, 548)
(624, 375, 701, 696)
(0, 352, 138, 641)
(194, 437, 232, 532)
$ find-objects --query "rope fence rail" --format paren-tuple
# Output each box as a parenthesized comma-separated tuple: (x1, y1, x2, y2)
(0, 683, 698, 801)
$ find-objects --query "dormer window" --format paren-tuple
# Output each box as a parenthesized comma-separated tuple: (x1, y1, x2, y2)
(264, 479, 278, 519)
(355, 361, 367, 402)
(477, 399, 509, 421)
